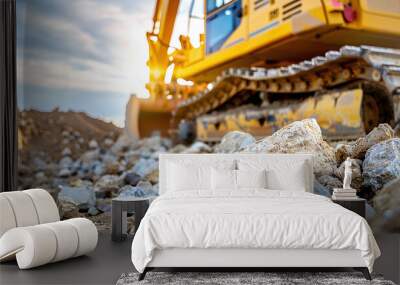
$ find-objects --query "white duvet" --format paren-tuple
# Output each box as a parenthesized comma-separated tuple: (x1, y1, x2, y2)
(131, 190, 380, 273)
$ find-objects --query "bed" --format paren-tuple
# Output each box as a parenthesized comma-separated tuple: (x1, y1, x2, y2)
(131, 154, 380, 280)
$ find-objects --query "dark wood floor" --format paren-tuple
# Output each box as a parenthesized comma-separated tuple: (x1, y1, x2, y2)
(0, 231, 134, 285)
(1, 232, 398, 285)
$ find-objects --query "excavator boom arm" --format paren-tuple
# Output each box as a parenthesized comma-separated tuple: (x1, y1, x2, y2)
(147, 0, 180, 93)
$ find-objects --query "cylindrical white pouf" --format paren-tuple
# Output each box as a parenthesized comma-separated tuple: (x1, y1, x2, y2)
(65, 218, 98, 257)
(42, 221, 79, 262)
(0, 218, 98, 269)
(0, 226, 57, 269)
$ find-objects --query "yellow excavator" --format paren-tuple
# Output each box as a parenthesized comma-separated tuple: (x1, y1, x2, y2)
(131, 0, 400, 142)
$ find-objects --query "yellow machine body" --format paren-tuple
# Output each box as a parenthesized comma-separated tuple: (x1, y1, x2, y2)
(174, 0, 400, 81)
(134, 0, 400, 140)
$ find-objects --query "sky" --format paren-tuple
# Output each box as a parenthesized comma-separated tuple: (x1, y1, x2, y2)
(16, 0, 205, 127)
(17, 0, 156, 127)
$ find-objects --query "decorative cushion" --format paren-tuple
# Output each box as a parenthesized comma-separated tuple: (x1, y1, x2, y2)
(167, 162, 211, 191)
(238, 159, 308, 191)
(236, 169, 267, 189)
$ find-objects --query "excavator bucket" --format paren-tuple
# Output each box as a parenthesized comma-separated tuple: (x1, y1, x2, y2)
(125, 95, 173, 139)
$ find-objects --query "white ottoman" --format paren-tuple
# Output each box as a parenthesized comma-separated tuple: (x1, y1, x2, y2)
(0, 189, 98, 269)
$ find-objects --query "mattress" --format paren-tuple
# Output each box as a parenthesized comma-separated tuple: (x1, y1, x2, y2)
(131, 190, 380, 273)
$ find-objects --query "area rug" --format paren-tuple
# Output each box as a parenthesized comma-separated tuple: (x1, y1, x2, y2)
(116, 271, 395, 285)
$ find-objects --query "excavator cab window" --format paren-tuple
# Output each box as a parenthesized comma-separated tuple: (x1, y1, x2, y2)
(206, 0, 242, 54)
(170, 0, 204, 49)
(207, 0, 233, 13)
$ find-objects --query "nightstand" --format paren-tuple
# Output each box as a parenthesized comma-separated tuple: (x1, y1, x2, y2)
(111, 196, 153, 241)
(332, 198, 366, 218)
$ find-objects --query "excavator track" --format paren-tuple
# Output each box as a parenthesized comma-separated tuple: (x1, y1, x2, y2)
(173, 46, 400, 142)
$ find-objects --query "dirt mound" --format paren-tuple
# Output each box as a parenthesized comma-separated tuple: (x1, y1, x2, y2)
(19, 109, 122, 161)
(18, 109, 122, 190)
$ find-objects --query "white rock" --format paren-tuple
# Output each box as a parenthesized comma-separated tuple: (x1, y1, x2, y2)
(118, 181, 157, 198)
(58, 168, 72, 177)
(61, 147, 72, 157)
(59, 156, 73, 169)
(90, 160, 105, 177)
(94, 175, 123, 193)
(32, 157, 48, 171)
(35, 171, 46, 180)
(132, 158, 158, 177)
(89, 139, 99, 149)
(111, 135, 135, 154)
(104, 138, 114, 147)
(58, 184, 96, 209)
(362, 138, 400, 193)
(182, 141, 212, 154)
(80, 149, 100, 163)
(242, 119, 337, 177)
(351, 123, 394, 159)
(169, 144, 188, 153)
(215, 131, 256, 153)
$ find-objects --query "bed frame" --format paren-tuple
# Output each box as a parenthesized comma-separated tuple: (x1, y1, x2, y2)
(139, 248, 371, 280)
(138, 154, 372, 281)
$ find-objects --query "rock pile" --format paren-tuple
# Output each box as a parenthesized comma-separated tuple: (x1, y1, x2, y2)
(19, 109, 218, 230)
(52, 134, 169, 222)
(215, 120, 400, 231)
(19, 110, 400, 232)
(335, 123, 394, 162)
(216, 121, 398, 195)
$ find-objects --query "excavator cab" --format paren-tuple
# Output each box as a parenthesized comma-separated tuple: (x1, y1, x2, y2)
(206, 0, 242, 54)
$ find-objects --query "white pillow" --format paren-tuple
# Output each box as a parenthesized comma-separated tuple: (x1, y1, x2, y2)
(238, 159, 308, 192)
(211, 168, 236, 190)
(167, 162, 211, 191)
(211, 168, 267, 190)
(236, 169, 267, 189)
(266, 165, 307, 191)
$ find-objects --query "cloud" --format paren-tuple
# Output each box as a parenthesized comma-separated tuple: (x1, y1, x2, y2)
(18, 0, 155, 101)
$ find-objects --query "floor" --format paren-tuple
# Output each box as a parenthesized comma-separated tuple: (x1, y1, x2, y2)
(0, 231, 134, 285)
(1, 232, 399, 285)
(374, 233, 400, 284)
